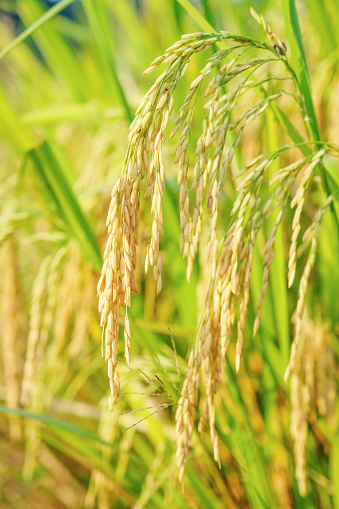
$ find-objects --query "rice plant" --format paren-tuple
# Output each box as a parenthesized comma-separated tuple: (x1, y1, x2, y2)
(98, 12, 339, 495)
(0, 1, 338, 508)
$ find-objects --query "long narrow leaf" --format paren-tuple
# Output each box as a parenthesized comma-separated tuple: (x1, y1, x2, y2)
(0, 404, 113, 448)
(266, 103, 290, 366)
(0, 0, 77, 61)
(175, 0, 216, 33)
(28, 141, 102, 271)
(282, 0, 319, 139)
(282, 0, 339, 234)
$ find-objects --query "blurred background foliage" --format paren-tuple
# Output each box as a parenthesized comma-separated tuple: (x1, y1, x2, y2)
(0, 0, 338, 508)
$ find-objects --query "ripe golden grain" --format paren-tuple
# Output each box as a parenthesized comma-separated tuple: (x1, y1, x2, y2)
(1, 238, 21, 440)
(99, 31, 335, 487)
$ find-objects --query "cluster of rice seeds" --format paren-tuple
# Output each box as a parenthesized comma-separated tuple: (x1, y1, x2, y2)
(86, 403, 119, 507)
(194, 282, 224, 464)
(172, 91, 196, 280)
(173, 55, 283, 282)
(175, 350, 199, 482)
(176, 175, 263, 472)
(21, 255, 48, 406)
(98, 35, 212, 408)
(51, 255, 79, 353)
(1, 238, 21, 440)
(98, 30, 334, 486)
(284, 193, 333, 384)
(171, 49, 239, 280)
(98, 174, 138, 409)
(172, 55, 290, 458)
(98, 31, 278, 407)
(288, 315, 336, 496)
(202, 88, 282, 280)
(287, 149, 326, 288)
(253, 154, 321, 335)
(175, 194, 263, 472)
(250, 8, 288, 57)
(203, 67, 236, 277)
(290, 348, 308, 496)
(69, 270, 96, 358)
(174, 143, 332, 477)
(233, 154, 291, 336)
(21, 250, 66, 406)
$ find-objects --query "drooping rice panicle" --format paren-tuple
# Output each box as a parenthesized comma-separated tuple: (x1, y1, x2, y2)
(98, 30, 336, 490)
(1, 238, 21, 440)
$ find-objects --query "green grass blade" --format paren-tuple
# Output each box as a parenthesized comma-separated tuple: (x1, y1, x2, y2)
(22, 103, 124, 125)
(42, 433, 137, 506)
(222, 359, 280, 508)
(185, 467, 224, 509)
(266, 101, 310, 154)
(323, 156, 339, 204)
(0, 88, 34, 154)
(1, 403, 140, 507)
(28, 141, 102, 272)
(0, 0, 77, 61)
(282, 0, 319, 140)
(330, 442, 339, 509)
(16, 0, 89, 101)
(305, 0, 338, 54)
(175, 0, 216, 33)
(0, 404, 114, 448)
(81, 0, 133, 121)
(282, 0, 339, 234)
(266, 104, 290, 366)
(162, 182, 198, 328)
(201, 0, 214, 28)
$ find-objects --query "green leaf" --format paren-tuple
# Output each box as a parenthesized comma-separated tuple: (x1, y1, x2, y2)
(175, 0, 216, 33)
(305, 0, 338, 54)
(42, 433, 137, 506)
(282, 0, 319, 140)
(266, 104, 290, 366)
(323, 155, 339, 203)
(0, 0, 78, 61)
(22, 103, 124, 125)
(0, 87, 34, 154)
(28, 141, 102, 272)
(185, 467, 225, 509)
(282, 0, 339, 234)
(221, 359, 280, 508)
(16, 0, 89, 101)
(0, 404, 114, 448)
(162, 182, 198, 328)
(81, 0, 133, 121)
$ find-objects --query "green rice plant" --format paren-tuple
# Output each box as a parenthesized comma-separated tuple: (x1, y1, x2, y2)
(98, 5, 339, 498)
(0, 1, 338, 508)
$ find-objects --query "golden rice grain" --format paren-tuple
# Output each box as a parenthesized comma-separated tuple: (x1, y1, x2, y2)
(98, 31, 335, 488)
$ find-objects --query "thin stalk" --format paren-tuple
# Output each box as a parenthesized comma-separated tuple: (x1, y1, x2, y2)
(175, 0, 216, 33)
(0, 0, 78, 61)
(282, 0, 339, 236)
(201, 0, 214, 28)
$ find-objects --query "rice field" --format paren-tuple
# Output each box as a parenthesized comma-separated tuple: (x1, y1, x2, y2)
(0, 1, 338, 508)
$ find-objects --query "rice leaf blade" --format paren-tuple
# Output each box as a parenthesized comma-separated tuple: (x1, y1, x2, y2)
(28, 141, 101, 271)
(0, 0, 77, 61)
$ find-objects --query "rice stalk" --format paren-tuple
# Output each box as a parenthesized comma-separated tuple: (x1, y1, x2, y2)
(0, 237, 21, 440)
(288, 314, 336, 496)
(98, 30, 339, 490)
(85, 400, 118, 509)
(21, 248, 67, 406)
